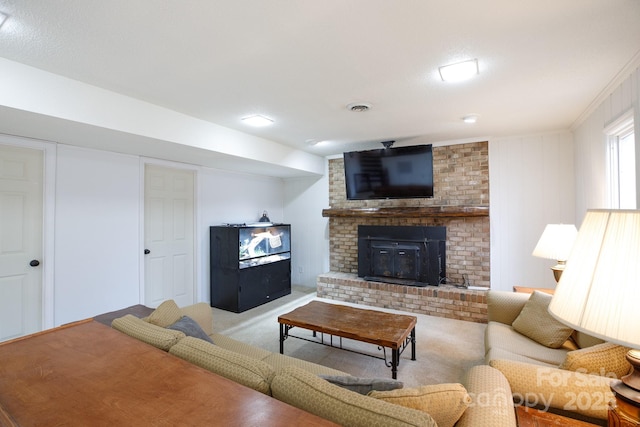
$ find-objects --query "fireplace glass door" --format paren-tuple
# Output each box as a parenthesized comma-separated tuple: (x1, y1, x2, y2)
(371, 243, 421, 281)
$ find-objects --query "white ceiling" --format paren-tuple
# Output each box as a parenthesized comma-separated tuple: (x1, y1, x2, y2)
(0, 1, 639, 164)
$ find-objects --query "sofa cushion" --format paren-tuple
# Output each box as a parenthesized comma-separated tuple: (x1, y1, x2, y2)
(319, 375, 403, 395)
(487, 290, 530, 325)
(261, 352, 348, 376)
(146, 299, 183, 327)
(485, 347, 557, 367)
(167, 316, 214, 343)
(456, 365, 517, 427)
(368, 383, 471, 427)
(511, 291, 573, 348)
(169, 337, 275, 395)
(111, 314, 185, 351)
(560, 342, 631, 379)
(485, 321, 569, 365)
(271, 366, 437, 427)
(210, 333, 273, 360)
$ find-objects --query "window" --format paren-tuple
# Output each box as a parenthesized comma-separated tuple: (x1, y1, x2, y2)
(605, 111, 636, 209)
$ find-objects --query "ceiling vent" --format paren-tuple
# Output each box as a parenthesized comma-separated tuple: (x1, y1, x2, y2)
(347, 102, 371, 112)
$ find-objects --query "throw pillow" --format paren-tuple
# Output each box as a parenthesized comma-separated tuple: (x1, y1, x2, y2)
(318, 375, 403, 395)
(368, 383, 471, 427)
(511, 291, 573, 348)
(560, 342, 631, 379)
(146, 299, 183, 327)
(167, 316, 214, 344)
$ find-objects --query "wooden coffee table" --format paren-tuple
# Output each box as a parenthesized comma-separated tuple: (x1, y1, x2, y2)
(278, 301, 417, 379)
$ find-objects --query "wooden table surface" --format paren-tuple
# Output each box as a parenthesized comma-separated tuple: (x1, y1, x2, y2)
(0, 320, 337, 427)
(513, 286, 555, 295)
(515, 405, 600, 426)
(278, 300, 417, 349)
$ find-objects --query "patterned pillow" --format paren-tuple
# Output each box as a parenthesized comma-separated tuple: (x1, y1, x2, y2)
(319, 375, 403, 394)
(511, 291, 573, 348)
(560, 342, 631, 379)
(368, 383, 471, 427)
(167, 316, 214, 344)
(146, 299, 183, 327)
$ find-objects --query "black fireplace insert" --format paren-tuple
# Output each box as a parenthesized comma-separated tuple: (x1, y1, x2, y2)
(357, 225, 446, 287)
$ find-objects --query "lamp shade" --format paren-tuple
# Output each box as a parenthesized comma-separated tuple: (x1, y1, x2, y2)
(548, 210, 640, 348)
(532, 224, 578, 261)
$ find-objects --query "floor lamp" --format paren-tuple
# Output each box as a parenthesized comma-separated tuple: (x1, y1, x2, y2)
(548, 210, 640, 425)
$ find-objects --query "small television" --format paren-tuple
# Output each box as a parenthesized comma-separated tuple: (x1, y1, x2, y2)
(343, 144, 434, 200)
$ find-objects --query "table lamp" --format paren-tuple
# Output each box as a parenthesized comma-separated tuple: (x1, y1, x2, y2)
(548, 209, 640, 423)
(532, 223, 578, 282)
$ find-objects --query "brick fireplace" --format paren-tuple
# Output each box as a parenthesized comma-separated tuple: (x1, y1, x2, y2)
(317, 141, 490, 323)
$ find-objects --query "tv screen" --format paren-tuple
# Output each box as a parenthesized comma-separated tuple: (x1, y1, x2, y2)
(343, 144, 434, 200)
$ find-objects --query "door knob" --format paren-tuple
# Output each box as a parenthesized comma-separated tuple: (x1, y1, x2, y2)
(144, 249, 150, 255)
(29, 260, 40, 267)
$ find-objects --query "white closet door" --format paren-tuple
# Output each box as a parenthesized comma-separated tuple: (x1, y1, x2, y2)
(0, 145, 43, 342)
(144, 164, 195, 308)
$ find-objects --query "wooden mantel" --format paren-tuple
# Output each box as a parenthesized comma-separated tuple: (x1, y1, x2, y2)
(321, 206, 489, 218)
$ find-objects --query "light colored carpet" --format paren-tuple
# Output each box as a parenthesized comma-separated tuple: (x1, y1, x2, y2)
(212, 286, 486, 388)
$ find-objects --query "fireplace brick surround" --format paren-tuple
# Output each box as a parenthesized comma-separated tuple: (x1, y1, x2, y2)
(317, 272, 488, 323)
(318, 141, 490, 323)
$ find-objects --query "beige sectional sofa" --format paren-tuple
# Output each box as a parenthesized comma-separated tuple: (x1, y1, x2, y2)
(485, 290, 632, 424)
(110, 300, 517, 427)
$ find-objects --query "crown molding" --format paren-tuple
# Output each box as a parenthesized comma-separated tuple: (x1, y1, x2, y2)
(571, 48, 640, 131)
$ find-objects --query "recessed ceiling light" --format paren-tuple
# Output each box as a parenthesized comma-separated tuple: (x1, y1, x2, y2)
(241, 115, 274, 127)
(0, 12, 8, 28)
(439, 59, 479, 82)
(306, 139, 330, 147)
(462, 114, 480, 124)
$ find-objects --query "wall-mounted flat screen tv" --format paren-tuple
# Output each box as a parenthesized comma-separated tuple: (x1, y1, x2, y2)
(343, 144, 434, 200)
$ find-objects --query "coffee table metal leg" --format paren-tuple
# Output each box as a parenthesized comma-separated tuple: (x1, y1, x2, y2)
(411, 327, 416, 361)
(391, 349, 399, 379)
(279, 323, 284, 354)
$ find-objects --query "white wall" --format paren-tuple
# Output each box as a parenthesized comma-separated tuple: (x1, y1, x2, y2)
(198, 168, 285, 302)
(50, 144, 289, 325)
(489, 131, 575, 291)
(54, 145, 141, 325)
(573, 66, 640, 218)
(489, 66, 640, 294)
(283, 165, 330, 288)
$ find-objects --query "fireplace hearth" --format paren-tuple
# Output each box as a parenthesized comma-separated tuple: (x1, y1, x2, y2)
(357, 225, 446, 287)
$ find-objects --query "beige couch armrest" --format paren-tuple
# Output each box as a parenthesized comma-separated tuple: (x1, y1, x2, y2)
(271, 366, 437, 427)
(111, 314, 185, 351)
(456, 365, 517, 427)
(489, 359, 615, 420)
(487, 291, 530, 325)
